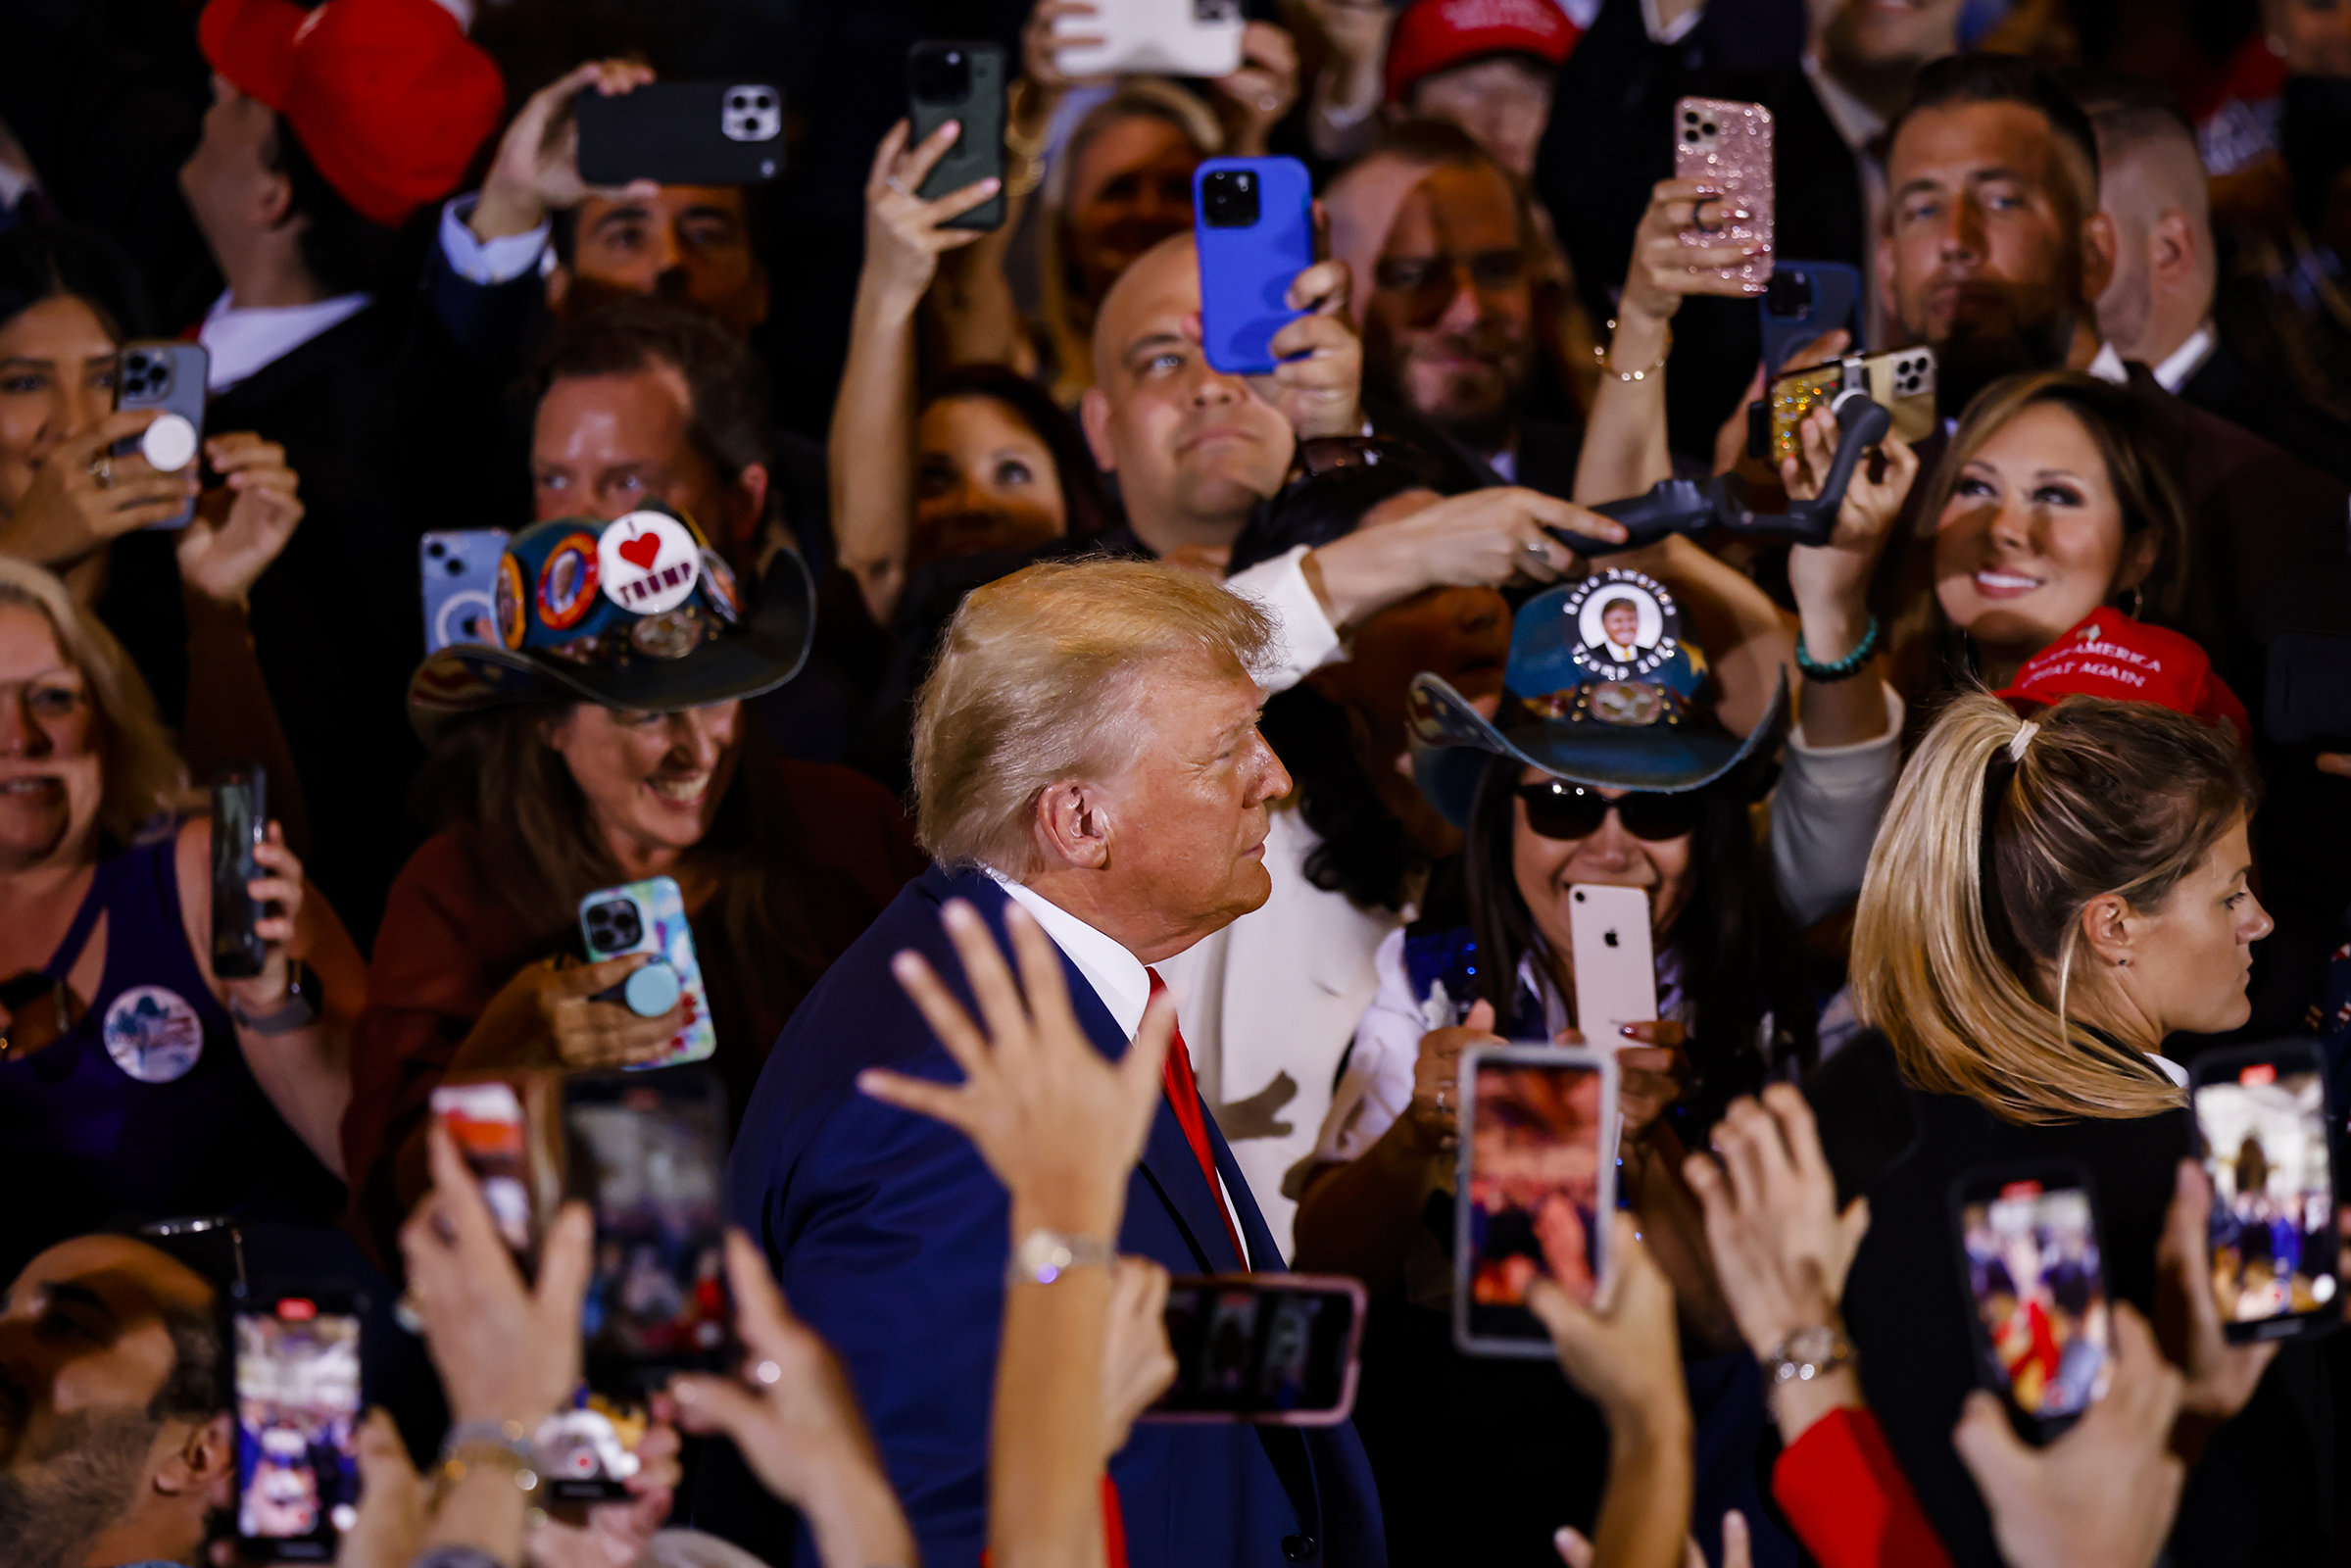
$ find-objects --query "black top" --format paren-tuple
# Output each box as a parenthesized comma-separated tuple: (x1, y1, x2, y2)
(1808, 1034, 2336, 1568)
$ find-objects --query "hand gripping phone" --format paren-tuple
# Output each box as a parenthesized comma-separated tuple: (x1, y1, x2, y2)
(1952, 1159, 2114, 1444)
(548, 1069, 731, 1501)
(1565, 884, 1658, 1041)
(1145, 1275, 1367, 1424)
(211, 764, 269, 980)
(114, 340, 208, 528)
(576, 82, 784, 186)
(1194, 156, 1315, 375)
(1672, 97, 1774, 287)
(1054, 0, 1246, 78)
(1760, 260, 1862, 376)
(578, 875, 716, 1068)
(2190, 1041, 2342, 1343)
(1454, 1044, 1621, 1358)
(230, 1283, 366, 1561)
(419, 529, 510, 652)
(1757, 346, 1937, 465)
(429, 1072, 564, 1273)
(909, 42, 1005, 231)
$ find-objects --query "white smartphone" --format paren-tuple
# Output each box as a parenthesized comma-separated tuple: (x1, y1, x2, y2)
(1054, 0, 1245, 78)
(1566, 884, 1658, 1040)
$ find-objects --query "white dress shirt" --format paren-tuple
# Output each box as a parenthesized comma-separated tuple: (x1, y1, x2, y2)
(2149, 323, 2218, 395)
(2085, 340, 2131, 387)
(984, 868, 1253, 1265)
(198, 289, 371, 393)
(1219, 544, 1344, 695)
(438, 192, 554, 286)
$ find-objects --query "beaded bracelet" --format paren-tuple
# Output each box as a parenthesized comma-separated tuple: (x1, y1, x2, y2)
(1794, 612, 1880, 683)
(1592, 318, 1673, 382)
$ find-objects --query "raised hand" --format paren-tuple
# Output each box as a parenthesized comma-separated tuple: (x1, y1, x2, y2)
(860, 118, 1004, 312)
(2153, 1158, 2278, 1425)
(176, 432, 303, 608)
(471, 59, 661, 242)
(1097, 1256, 1178, 1460)
(1208, 22, 1300, 157)
(0, 409, 198, 566)
(1621, 178, 1771, 324)
(459, 952, 690, 1070)
(1259, 258, 1363, 440)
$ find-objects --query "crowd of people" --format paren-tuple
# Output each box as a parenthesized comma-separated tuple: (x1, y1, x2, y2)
(3, 0, 2350, 1565)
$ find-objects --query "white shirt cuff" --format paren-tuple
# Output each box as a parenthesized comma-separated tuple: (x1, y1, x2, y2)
(439, 193, 552, 286)
(1224, 545, 1343, 694)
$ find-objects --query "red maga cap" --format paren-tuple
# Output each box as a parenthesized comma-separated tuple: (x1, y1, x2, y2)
(200, 0, 505, 229)
(1385, 0, 1578, 106)
(1995, 611, 2251, 745)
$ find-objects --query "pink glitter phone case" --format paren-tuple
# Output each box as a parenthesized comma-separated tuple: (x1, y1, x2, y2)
(1672, 97, 1775, 286)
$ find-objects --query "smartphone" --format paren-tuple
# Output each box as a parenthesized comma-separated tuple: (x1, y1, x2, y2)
(576, 82, 783, 187)
(1145, 1274, 1365, 1425)
(230, 1284, 365, 1561)
(1952, 1160, 2114, 1443)
(1760, 260, 1862, 375)
(578, 875, 716, 1069)
(551, 1069, 731, 1500)
(1758, 347, 1936, 464)
(1566, 884, 1657, 1040)
(2265, 632, 2351, 746)
(1454, 1044, 1621, 1358)
(1054, 0, 1246, 78)
(211, 764, 268, 981)
(1194, 156, 1314, 376)
(419, 529, 509, 653)
(429, 1073, 563, 1273)
(1672, 97, 1774, 287)
(909, 42, 1005, 231)
(114, 340, 208, 528)
(2190, 1042, 2342, 1343)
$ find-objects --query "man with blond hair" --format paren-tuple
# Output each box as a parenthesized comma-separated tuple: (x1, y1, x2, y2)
(710, 560, 1385, 1568)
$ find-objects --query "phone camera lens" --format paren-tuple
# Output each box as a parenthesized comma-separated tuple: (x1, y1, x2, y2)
(730, 93, 747, 109)
(426, 541, 445, 559)
(946, 51, 961, 65)
(445, 558, 464, 576)
(1683, 129, 1698, 142)
(1701, 121, 1717, 136)
(1684, 110, 1697, 123)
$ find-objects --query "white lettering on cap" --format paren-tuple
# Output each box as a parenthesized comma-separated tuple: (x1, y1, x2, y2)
(597, 512, 702, 615)
(141, 414, 197, 472)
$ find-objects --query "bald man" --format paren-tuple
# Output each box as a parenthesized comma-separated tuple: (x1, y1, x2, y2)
(2081, 70, 2351, 480)
(0, 1234, 232, 1568)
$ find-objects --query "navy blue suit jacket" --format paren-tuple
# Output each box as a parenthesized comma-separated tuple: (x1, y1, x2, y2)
(708, 864, 1385, 1568)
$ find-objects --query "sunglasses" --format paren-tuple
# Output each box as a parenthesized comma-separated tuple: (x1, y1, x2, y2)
(1514, 780, 1705, 843)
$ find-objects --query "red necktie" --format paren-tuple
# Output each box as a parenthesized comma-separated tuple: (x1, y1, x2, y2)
(1147, 968, 1249, 1269)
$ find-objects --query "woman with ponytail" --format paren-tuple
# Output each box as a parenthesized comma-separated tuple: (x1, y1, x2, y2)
(1809, 691, 2335, 1568)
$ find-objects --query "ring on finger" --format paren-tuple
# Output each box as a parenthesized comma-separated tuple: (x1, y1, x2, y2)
(87, 453, 114, 489)
(1524, 538, 1551, 563)
(885, 174, 915, 196)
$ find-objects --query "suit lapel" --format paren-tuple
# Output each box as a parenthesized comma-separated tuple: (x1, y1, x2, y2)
(923, 866, 1249, 1273)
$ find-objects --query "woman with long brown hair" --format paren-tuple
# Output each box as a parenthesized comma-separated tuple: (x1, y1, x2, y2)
(342, 514, 925, 1260)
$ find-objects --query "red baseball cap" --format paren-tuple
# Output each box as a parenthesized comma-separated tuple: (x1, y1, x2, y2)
(200, 0, 505, 229)
(1996, 611, 2251, 745)
(1386, 0, 1578, 106)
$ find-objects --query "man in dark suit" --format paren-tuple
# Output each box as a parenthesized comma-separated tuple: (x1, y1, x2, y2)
(710, 559, 1384, 1568)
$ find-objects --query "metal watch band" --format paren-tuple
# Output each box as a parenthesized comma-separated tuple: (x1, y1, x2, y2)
(1005, 1227, 1116, 1288)
(229, 958, 318, 1035)
(1763, 1323, 1853, 1388)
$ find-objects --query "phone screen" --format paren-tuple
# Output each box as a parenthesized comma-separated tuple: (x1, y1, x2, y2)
(1150, 1276, 1363, 1424)
(1456, 1050, 1617, 1355)
(233, 1294, 362, 1560)
(1958, 1174, 2112, 1425)
(210, 767, 267, 979)
(430, 1080, 538, 1265)
(2193, 1054, 2340, 1335)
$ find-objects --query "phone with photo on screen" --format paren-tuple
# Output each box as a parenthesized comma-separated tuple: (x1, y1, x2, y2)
(210, 763, 268, 980)
(544, 1068, 732, 1500)
(1951, 1159, 2113, 1444)
(429, 1072, 563, 1274)
(230, 1282, 365, 1561)
(2189, 1041, 2342, 1343)
(1145, 1274, 1366, 1425)
(1566, 883, 1657, 1042)
(1453, 1043, 1620, 1358)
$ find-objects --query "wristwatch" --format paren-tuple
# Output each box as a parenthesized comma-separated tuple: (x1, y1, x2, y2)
(1762, 1323, 1853, 1391)
(229, 958, 318, 1035)
(1005, 1227, 1115, 1288)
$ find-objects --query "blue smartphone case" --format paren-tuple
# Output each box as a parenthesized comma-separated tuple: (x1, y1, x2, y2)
(578, 875, 718, 1069)
(1194, 157, 1315, 375)
(420, 529, 510, 652)
(1759, 260, 1863, 375)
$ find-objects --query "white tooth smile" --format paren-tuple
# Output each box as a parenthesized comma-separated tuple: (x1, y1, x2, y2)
(649, 775, 710, 805)
(0, 777, 59, 794)
(1976, 570, 2039, 591)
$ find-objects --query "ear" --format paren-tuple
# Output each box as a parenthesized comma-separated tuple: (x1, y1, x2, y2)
(2074, 891, 2139, 970)
(1080, 385, 1118, 474)
(2147, 209, 2198, 288)
(727, 462, 771, 559)
(2114, 524, 2162, 593)
(256, 166, 295, 231)
(153, 1411, 236, 1503)
(2079, 208, 2119, 308)
(545, 263, 573, 317)
(1031, 778, 1114, 872)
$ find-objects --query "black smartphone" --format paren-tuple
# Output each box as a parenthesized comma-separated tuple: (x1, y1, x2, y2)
(1144, 1274, 1366, 1425)
(546, 1068, 731, 1501)
(114, 340, 208, 528)
(576, 82, 784, 187)
(2190, 1041, 2343, 1343)
(230, 1283, 365, 1562)
(1951, 1160, 2114, 1444)
(1759, 260, 1861, 375)
(210, 764, 268, 980)
(2265, 632, 2351, 747)
(1453, 1044, 1621, 1358)
(909, 41, 1005, 231)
